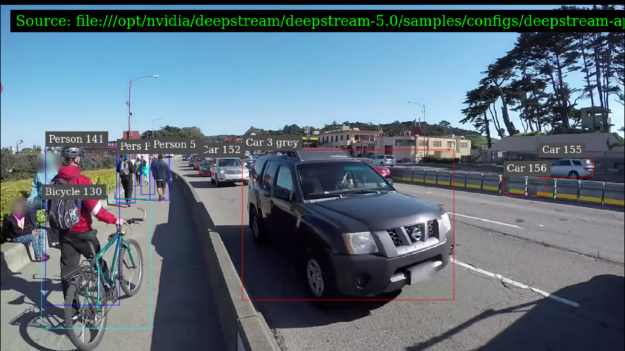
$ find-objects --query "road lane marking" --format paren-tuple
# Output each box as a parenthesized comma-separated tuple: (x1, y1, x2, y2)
(451, 258, 580, 308)
(450, 212, 522, 229)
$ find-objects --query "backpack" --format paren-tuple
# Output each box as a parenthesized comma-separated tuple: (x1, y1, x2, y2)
(120, 160, 131, 176)
(47, 174, 82, 230)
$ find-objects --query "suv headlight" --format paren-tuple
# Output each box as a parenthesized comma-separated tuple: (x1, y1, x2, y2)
(440, 213, 452, 233)
(342, 232, 379, 255)
(219, 169, 225, 174)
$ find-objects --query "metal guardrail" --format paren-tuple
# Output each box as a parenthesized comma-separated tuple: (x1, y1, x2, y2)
(390, 167, 625, 207)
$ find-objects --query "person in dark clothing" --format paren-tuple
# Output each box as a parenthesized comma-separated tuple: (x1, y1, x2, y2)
(135, 156, 143, 184)
(116, 154, 136, 207)
(2, 198, 50, 262)
(153, 154, 170, 200)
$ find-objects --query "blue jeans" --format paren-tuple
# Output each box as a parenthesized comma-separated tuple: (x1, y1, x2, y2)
(13, 234, 44, 260)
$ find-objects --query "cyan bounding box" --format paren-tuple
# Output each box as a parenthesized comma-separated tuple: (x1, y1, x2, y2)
(140, 155, 156, 196)
(41, 198, 153, 329)
(115, 154, 137, 204)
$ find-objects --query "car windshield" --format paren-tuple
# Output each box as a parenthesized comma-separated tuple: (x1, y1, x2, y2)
(297, 161, 393, 200)
(217, 158, 242, 167)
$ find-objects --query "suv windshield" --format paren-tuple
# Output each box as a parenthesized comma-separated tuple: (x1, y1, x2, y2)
(297, 161, 392, 199)
(217, 158, 242, 167)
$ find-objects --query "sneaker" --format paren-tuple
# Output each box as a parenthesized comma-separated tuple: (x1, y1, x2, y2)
(35, 254, 50, 262)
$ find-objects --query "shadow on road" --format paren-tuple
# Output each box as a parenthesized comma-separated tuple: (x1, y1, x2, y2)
(150, 181, 226, 351)
(2, 252, 67, 351)
(407, 274, 624, 351)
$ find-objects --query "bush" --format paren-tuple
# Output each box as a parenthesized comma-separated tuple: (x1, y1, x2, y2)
(0, 150, 116, 182)
(421, 156, 460, 164)
(0, 169, 118, 240)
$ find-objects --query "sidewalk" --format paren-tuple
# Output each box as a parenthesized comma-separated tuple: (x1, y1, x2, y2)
(1, 180, 226, 351)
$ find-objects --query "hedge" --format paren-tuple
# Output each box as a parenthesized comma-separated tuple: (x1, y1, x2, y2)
(421, 156, 461, 164)
(1, 151, 116, 182)
(0, 169, 118, 236)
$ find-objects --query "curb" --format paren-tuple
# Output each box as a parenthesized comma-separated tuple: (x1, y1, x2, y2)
(1, 189, 118, 285)
(171, 170, 280, 351)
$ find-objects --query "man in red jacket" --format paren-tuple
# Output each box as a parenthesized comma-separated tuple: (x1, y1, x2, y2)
(57, 147, 126, 314)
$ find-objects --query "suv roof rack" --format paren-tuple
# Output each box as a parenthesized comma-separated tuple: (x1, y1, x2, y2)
(284, 150, 352, 161)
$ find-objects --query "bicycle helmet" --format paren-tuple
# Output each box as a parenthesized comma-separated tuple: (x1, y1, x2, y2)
(61, 147, 82, 159)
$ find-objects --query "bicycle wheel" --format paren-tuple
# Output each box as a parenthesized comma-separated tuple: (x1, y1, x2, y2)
(64, 272, 108, 351)
(119, 238, 144, 297)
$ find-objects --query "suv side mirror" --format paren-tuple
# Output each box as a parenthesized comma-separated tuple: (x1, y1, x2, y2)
(273, 187, 292, 201)
(386, 178, 394, 185)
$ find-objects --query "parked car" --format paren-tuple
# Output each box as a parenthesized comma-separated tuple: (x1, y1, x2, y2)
(211, 157, 250, 187)
(375, 155, 396, 167)
(247, 150, 453, 304)
(182, 154, 190, 161)
(188, 154, 198, 168)
(551, 158, 594, 178)
(199, 158, 214, 176)
(397, 157, 412, 164)
(356, 158, 393, 185)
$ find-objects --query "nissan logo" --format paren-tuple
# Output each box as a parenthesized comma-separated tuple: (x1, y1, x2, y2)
(410, 227, 422, 241)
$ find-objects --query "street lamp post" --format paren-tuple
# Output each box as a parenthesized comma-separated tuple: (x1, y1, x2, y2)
(16, 140, 23, 153)
(409, 101, 427, 159)
(150, 118, 165, 139)
(126, 75, 159, 140)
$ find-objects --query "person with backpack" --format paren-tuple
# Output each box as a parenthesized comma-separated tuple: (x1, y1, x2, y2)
(51, 147, 125, 316)
(27, 152, 60, 247)
(116, 154, 135, 207)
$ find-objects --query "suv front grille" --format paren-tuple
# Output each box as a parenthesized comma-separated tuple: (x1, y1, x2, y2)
(227, 170, 242, 174)
(386, 220, 439, 247)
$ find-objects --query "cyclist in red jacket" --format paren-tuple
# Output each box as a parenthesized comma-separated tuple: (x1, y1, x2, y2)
(56, 147, 126, 315)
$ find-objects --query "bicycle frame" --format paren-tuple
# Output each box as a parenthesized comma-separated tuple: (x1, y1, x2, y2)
(88, 230, 138, 309)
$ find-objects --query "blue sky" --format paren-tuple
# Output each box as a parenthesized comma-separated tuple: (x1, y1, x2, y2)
(1, 5, 623, 148)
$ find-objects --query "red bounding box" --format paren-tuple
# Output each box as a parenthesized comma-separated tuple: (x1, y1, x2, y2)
(537, 156, 594, 179)
(242, 148, 457, 302)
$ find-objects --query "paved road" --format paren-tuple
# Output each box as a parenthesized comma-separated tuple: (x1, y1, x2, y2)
(172, 159, 624, 351)
(1, 180, 225, 351)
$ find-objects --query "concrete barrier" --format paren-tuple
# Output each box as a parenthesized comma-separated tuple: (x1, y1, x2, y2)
(554, 178, 580, 202)
(579, 181, 605, 204)
(604, 183, 625, 206)
(482, 174, 502, 192)
(504, 176, 526, 195)
(171, 170, 280, 351)
(437, 171, 453, 186)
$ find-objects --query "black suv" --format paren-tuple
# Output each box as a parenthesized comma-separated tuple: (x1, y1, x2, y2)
(247, 150, 453, 300)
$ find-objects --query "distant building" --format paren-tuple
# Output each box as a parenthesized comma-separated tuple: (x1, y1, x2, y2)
(317, 126, 380, 154)
(316, 125, 470, 159)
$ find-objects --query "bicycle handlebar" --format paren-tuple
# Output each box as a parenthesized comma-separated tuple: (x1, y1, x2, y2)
(124, 207, 146, 224)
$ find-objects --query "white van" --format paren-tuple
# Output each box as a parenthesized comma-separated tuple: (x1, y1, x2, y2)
(375, 155, 396, 167)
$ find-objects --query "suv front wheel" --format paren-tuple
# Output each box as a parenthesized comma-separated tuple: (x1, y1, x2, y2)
(303, 251, 339, 303)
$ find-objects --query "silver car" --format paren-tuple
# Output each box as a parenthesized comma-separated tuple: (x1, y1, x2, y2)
(375, 155, 396, 167)
(199, 158, 213, 176)
(550, 158, 594, 178)
(211, 157, 250, 187)
(188, 154, 198, 168)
